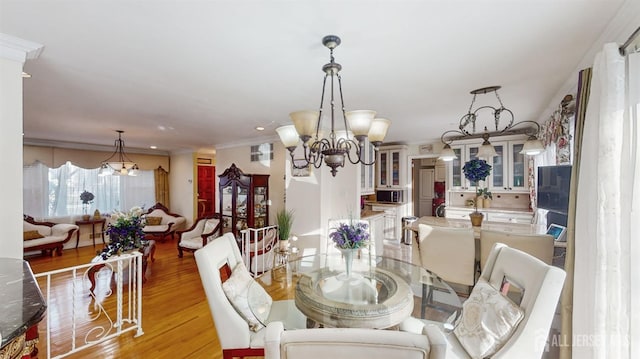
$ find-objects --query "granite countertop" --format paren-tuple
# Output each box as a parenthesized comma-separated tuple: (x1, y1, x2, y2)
(0, 259, 47, 349)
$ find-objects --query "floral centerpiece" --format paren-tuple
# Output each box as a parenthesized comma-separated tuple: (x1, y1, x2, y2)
(329, 220, 370, 278)
(462, 159, 492, 226)
(80, 190, 94, 219)
(99, 206, 147, 259)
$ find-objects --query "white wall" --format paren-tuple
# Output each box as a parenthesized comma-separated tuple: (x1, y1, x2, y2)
(169, 152, 195, 228)
(0, 57, 24, 259)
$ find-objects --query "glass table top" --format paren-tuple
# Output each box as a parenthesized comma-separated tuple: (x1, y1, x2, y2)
(248, 253, 462, 329)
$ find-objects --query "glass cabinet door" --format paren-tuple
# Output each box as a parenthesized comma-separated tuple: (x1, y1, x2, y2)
(490, 143, 505, 190)
(450, 147, 463, 189)
(510, 142, 526, 190)
(379, 152, 388, 187)
(253, 186, 267, 228)
(465, 146, 480, 189)
(391, 150, 400, 187)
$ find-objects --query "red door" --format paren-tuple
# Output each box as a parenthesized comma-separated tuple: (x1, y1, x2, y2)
(197, 166, 215, 217)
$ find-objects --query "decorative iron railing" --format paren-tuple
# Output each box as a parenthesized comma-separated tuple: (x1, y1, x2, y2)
(34, 252, 144, 358)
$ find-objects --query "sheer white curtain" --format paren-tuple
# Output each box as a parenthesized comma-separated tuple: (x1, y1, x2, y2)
(573, 43, 640, 358)
(23, 161, 156, 219)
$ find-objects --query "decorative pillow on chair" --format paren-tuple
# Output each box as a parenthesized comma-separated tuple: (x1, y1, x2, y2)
(145, 216, 163, 226)
(23, 230, 44, 241)
(454, 279, 524, 359)
(222, 263, 272, 332)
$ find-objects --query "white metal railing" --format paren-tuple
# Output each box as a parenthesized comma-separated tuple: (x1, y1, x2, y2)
(240, 225, 278, 277)
(34, 252, 144, 358)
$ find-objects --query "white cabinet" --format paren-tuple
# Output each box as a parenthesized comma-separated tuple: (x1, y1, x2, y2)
(488, 211, 533, 224)
(376, 145, 407, 189)
(371, 204, 403, 242)
(444, 208, 475, 220)
(488, 140, 528, 192)
(360, 138, 376, 195)
(447, 143, 483, 190)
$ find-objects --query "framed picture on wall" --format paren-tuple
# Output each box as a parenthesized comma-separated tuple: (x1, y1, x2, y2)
(292, 159, 311, 177)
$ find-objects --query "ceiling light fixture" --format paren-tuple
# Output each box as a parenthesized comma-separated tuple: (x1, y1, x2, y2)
(439, 86, 544, 161)
(276, 35, 391, 177)
(99, 130, 139, 176)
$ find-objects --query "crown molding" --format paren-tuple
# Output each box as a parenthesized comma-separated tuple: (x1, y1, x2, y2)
(0, 33, 44, 63)
(23, 137, 169, 156)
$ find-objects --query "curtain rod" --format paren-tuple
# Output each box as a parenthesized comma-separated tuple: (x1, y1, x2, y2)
(620, 26, 640, 55)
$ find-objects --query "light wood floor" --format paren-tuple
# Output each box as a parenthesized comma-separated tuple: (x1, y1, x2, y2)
(28, 239, 251, 359)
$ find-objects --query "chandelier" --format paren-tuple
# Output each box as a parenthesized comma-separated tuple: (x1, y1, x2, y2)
(276, 35, 391, 177)
(98, 130, 139, 176)
(439, 86, 544, 161)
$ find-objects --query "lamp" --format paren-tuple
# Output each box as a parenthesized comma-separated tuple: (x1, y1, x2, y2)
(276, 35, 391, 177)
(439, 86, 544, 161)
(99, 130, 139, 176)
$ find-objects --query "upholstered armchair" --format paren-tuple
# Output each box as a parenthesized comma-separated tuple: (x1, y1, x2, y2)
(142, 202, 186, 241)
(264, 321, 431, 359)
(23, 215, 79, 256)
(417, 224, 476, 289)
(401, 243, 566, 359)
(176, 214, 221, 257)
(194, 232, 305, 359)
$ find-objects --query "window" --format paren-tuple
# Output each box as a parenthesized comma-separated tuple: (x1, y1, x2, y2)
(24, 161, 155, 219)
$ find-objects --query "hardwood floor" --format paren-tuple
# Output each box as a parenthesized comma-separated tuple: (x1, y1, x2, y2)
(28, 239, 239, 359)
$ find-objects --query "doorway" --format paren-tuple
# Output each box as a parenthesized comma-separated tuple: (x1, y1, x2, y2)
(412, 158, 435, 217)
(197, 165, 216, 217)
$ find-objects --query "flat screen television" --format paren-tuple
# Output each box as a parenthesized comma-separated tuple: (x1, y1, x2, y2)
(537, 165, 572, 214)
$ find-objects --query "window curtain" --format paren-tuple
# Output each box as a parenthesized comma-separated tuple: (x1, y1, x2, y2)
(23, 161, 49, 219)
(154, 166, 170, 208)
(572, 43, 640, 358)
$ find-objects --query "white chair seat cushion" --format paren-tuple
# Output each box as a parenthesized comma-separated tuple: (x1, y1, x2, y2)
(222, 263, 273, 332)
(180, 237, 206, 250)
(143, 224, 170, 232)
(453, 280, 524, 359)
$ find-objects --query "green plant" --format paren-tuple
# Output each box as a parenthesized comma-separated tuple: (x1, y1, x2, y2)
(276, 209, 294, 241)
(477, 188, 493, 200)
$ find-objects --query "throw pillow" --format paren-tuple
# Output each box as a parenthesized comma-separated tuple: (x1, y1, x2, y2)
(146, 216, 163, 226)
(23, 230, 44, 241)
(454, 279, 525, 359)
(221, 263, 272, 332)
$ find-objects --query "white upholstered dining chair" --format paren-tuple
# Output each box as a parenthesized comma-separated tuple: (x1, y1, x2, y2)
(479, 229, 555, 268)
(264, 321, 431, 359)
(195, 232, 304, 359)
(417, 224, 476, 288)
(402, 243, 566, 359)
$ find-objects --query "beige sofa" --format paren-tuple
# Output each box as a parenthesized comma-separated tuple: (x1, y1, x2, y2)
(23, 215, 79, 256)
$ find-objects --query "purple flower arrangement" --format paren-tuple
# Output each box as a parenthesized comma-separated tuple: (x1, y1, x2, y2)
(330, 220, 370, 249)
(99, 207, 147, 259)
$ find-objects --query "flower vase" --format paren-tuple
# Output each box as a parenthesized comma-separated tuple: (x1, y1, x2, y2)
(338, 248, 356, 279)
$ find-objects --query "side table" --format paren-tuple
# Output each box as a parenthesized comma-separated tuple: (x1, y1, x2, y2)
(75, 218, 106, 248)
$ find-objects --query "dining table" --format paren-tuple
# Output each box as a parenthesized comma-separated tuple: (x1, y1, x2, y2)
(248, 252, 462, 330)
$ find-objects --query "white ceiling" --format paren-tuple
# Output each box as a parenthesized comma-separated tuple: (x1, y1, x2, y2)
(0, 0, 628, 154)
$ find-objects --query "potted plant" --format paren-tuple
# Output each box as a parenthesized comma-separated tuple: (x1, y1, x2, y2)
(478, 187, 493, 208)
(329, 219, 370, 278)
(462, 159, 492, 226)
(80, 190, 95, 221)
(276, 209, 294, 251)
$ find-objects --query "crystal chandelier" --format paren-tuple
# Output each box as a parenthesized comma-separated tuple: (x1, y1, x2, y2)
(439, 86, 544, 161)
(98, 130, 139, 176)
(276, 35, 391, 177)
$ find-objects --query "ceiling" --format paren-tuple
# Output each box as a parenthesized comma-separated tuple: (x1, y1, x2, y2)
(0, 0, 627, 155)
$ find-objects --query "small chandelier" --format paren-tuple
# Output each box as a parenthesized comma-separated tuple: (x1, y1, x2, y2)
(98, 130, 139, 176)
(276, 35, 391, 177)
(439, 86, 544, 161)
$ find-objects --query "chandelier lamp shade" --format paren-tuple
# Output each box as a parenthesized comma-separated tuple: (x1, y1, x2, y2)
(438, 86, 545, 162)
(276, 35, 391, 177)
(98, 130, 139, 176)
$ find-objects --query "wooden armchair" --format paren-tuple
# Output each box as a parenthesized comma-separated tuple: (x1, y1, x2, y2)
(142, 203, 186, 241)
(176, 214, 221, 257)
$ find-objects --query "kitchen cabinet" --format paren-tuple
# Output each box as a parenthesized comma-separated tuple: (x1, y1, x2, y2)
(218, 164, 269, 238)
(371, 204, 404, 242)
(487, 140, 528, 192)
(444, 207, 533, 224)
(360, 138, 376, 195)
(376, 145, 407, 189)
